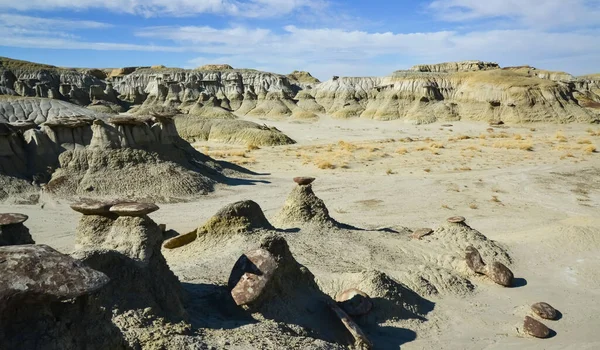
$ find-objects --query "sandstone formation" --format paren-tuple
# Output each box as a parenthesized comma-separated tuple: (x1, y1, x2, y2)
(2, 57, 599, 124)
(71, 202, 189, 347)
(0, 213, 34, 246)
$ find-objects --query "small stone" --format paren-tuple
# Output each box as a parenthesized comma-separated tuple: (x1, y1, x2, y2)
(336, 289, 373, 316)
(293, 177, 316, 186)
(228, 249, 278, 306)
(0, 213, 28, 226)
(412, 228, 433, 240)
(447, 216, 466, 223)
(70, 199, 120, 215)
(523, 316, 551, 338)
(465, 245, 486, 274)
(531, 302, 558, 320)
(109, 202, 159, 216)
(441, 124, 453, 127)
(485, 261, 514, 287)
(163, 231, 197, 249)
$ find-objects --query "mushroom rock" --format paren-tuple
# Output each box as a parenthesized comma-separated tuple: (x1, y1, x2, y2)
(272, 182, 340, 228)
(88, 119, 122, 150)
(0, 244, 126, 350)
(531, 302, 559, 320)
(523, 316, 551, 338)
(335, 288, 373, 316)
(71, 202, 187, 323)
(0, 213, 34, 246)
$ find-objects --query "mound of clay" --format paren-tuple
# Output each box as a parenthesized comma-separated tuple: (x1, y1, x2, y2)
(0, 213, 34, 246)
(287, 71, 320, 84)
(272, 182, 340, 228)
(0, 244, 126, 350)
(165, 200, 274, 249)
(187, 97, 237, 119)
(175, 117, 295, 145)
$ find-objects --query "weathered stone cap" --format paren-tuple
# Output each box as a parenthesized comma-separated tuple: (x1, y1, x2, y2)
(293, 177, 315, 186)
(0, 245, 109, 303)
(447, 216, 466, 223)
(0, 213, 28, 226)
(70, 199, 120, 215)
(109, 202, 159, 216)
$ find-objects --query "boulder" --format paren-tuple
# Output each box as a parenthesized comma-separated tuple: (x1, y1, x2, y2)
(531, 302, 558, 320)
(228, 248, 278, 306)
(485, 261, 514, 287)
(293, 176, 315, 186)
(523, 316, 551, 338)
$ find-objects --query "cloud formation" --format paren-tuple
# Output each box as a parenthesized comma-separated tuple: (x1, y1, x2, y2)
(0, 0, 325, 17)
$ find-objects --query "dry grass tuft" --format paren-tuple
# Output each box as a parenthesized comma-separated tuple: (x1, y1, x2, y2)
(247, 143, 261, 151)
(316, 159, 336, 169)
(469, 203, 479, 209)
(491, 195, 501, 203)
(583, 144, 597, 153)
(396, 147, 408, 155)
(423, 168, 431, 173)
(555, 131, 568, 142)
(386, 168, 395, 175)
(577, 138, 592, 144)
(492, 140, 534, 151)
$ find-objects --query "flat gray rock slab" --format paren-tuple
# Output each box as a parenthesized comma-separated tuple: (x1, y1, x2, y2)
(0, 213, 28, 226)
(0, 244, 109, 303)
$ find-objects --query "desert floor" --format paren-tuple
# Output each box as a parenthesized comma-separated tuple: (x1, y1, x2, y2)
(4, 116, 600, 349)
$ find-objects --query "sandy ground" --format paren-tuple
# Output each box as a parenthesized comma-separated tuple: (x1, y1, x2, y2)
(3, 116, 600, 349)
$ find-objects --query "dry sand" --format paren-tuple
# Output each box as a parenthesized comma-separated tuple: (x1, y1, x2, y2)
(4, 115, 600, 349)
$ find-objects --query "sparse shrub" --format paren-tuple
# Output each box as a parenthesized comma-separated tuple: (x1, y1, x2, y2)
(583, 144, 597, 153)
(555, 131, 567, 142)
(469, 203, 478, 209)
(396, 147, 408, 155)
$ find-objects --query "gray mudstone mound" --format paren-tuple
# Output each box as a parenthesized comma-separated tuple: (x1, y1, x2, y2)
(0, 244, 126, 350)
(531, 302, 558, 320)
(199, 200, 274, 236)
(272, 183, 339, 228)
(523, 316, 551, 338)
(0, 213, 34, 246)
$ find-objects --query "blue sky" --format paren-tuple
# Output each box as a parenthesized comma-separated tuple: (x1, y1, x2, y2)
(0, 0, 598, 79)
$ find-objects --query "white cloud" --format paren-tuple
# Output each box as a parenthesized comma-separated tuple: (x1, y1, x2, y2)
(0, 0, 326, 17)
(428, 0, 600, 28)
(0, 14, 110, 29)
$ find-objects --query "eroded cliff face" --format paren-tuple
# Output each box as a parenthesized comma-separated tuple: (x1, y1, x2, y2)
(309, 69, 600, 123)
(0, 57, 599, 124)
